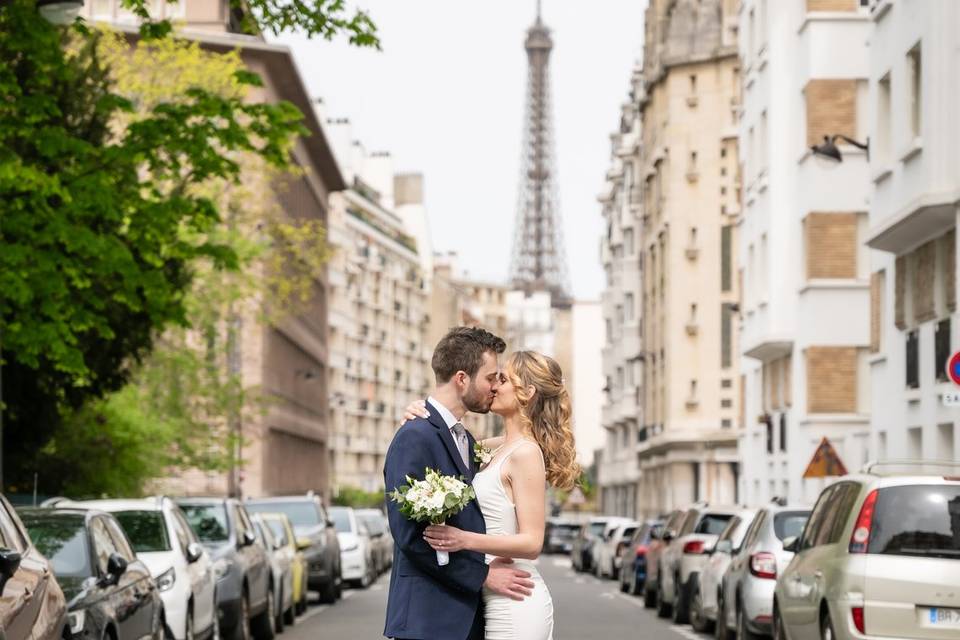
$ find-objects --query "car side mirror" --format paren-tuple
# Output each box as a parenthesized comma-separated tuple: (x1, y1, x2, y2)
(101, 553, 127, 586)
(782, 536, 799, 553)
(240, 530, 257, 548)
(296, 537, 312, 551)
(186, 542, 204, 564)
(0, 548, 22, 578)
(662, 531, 675, 543)
(326, 518, 335, 529)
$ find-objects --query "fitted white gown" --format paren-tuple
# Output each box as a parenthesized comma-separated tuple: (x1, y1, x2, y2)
(473, 439, 554, 640)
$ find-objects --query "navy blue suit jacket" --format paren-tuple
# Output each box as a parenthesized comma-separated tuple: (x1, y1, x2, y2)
(383, 400, 489, 640)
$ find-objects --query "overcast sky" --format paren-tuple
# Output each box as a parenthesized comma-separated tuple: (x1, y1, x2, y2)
(276, 1, 646, 301)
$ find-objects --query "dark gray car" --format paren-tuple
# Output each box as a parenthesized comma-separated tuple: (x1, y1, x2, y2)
(244, 494, 341, 604)
(177, 498, 273, 640)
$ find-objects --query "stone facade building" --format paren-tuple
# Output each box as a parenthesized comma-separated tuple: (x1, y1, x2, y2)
(85, 0, 344, 500)
(634, 0, 742, 517)
(598, 63, 645, 518)
(737, 0, 873, 506)
(323, 123, 432, 495)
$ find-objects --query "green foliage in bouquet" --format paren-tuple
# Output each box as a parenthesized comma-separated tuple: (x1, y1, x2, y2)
(389, 468, 477, 525)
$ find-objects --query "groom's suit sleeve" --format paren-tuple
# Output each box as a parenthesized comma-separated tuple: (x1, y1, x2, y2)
(384, 423, 490, 595)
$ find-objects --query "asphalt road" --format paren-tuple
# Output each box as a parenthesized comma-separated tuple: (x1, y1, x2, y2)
(282, 555, 704, 640)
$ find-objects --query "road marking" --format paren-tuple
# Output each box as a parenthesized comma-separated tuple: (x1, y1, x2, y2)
(342, 590, 355, 600)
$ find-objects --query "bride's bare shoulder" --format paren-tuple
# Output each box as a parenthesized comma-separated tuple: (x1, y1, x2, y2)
(507, 440, 545, 473)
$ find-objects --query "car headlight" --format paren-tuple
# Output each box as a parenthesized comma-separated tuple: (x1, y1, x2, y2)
(156, 567, 176, 592)
(68, 610, 86, 635)
(213, 558, 230, 581)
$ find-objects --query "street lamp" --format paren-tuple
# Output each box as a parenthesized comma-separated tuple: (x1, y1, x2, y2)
(810, 134, 870, 163)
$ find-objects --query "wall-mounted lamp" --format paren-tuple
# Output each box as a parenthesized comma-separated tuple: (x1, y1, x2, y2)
(810, 134, 870, 163)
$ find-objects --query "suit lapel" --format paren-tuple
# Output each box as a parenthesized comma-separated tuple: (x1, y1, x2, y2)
(426, 400, 472, 479)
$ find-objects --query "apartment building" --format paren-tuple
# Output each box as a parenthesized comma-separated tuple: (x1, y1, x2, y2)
(737, 0, 873, 506)
(634, 0, 742, 517)
(88, 0, 344, 499)
(864, 0, 959, 464)
(598, 63, 644, 518)
(324, 125, 431, 494)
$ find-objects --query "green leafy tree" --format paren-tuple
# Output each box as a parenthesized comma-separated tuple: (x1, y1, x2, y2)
(333, 486, 388, 509)
(0, 0, 376, 490)
(27, 32, 332, 496)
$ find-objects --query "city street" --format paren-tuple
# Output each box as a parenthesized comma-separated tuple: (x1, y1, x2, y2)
(291, 556, 694, 640)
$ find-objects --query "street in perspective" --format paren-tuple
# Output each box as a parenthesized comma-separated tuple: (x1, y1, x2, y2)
(3, 0, 960, 639)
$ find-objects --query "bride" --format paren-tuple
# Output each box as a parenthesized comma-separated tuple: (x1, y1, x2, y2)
(403, 350, 580, 640)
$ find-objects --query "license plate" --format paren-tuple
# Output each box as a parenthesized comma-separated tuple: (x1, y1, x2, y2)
(925, 607, 960, 629)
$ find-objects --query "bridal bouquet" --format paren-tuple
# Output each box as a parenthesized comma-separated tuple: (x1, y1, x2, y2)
(389, 467, 476, 566)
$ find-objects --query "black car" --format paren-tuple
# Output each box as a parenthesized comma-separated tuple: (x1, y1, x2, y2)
(0, 495, 68, 640)
(543, 518, 580, 554)
(245, 494, 340, 604)
(19, 508, 164, 640)
(177, 497, 273, 640)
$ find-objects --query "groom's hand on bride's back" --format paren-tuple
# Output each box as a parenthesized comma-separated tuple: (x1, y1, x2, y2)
(484, 558, 534, 601)
(400, 399, 429, 425)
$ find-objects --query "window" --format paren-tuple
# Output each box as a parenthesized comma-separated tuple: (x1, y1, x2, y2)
(690, 74, 697, 94)
(764, 415, 774, 454)
(877, 72, 891, 162)
(907, 42, 922, 140)
(937, 423, 955, 461)
(935, 318, 950, 382)
(721, 225, 733, 292)
(721, 303, 735, 368)
(814, 482, 860, 546)
(625, 293, 635, 322)
(624, 228, 634, 255)
(905, 330, 919, 389)
(779, 413, 787, 452)
(181, 504, 230, 543)
(113, 511, 171, 554)
(908, 426, 922, 458)
(90, 517, 117, 574)
(868, 485, 960, 559)
(104, 517, 136, 562)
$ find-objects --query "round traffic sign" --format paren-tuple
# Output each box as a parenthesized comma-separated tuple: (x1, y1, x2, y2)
(948, 352, 960, 386)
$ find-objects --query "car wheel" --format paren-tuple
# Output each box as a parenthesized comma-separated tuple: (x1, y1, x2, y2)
(672, 574, 689, 625)
(211, 605, 220, 640)
(819, 608, 836, 640)
(283, 593, 295, 628)
(656, 573, 672, 618)
(619, 566, 629, 593)
(738, 602, 760, 640)
(319, 574, 337, 604)
(643, 580, 657, 608)
(185, 608, 195, 640)
(690, 580, 711, 633)
(251, 585, 276, 640)
(274, 587, 284, 634)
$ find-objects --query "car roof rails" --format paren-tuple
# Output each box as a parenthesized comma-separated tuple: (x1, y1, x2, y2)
(862, 459, 960, 477)
(39, 496, 69, 507)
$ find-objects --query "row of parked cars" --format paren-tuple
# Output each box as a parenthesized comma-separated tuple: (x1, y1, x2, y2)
(562, 461, 960, 640)
(0, 492, 394, 640)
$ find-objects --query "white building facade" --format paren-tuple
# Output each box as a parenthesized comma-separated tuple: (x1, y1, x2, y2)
(737, 0, 874, 507)
(597, 67, 644, 518)
(864, 0, 959, 464)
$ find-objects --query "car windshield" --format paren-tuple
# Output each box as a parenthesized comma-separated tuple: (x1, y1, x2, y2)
(621, 526, 637, 541)
(113, 511, 170, 553)
(180, 504, 230, 543)
(868, 485, 960, 559)
(588, 522, 607, 536)
(552, 524, 578, 538)
(359, 515, 383, 535)
(773, 511, 811, 541)
(246, 502, 320, 528)
(328, 508, 352, 533)
(21, 514, 92, 578)
(693, 514, 733, 535)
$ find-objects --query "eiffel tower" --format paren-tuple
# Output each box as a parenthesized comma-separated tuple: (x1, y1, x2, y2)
(508, 0, 572, 309)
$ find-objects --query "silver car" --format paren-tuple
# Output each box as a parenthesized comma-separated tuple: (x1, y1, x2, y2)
(644, 508, 689, 609)
(774, 462, 960, 640)
(718, 503, 810, 640)
(691, 507, 757, 633)
(355, 509, 392, 576)
(658, 505, 739, 624)
(596, 520, 640, 579)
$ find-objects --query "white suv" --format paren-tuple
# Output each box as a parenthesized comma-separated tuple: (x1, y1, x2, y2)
(63, 497, 217, 640)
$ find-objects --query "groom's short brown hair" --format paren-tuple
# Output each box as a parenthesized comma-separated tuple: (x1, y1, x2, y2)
(432, 327, 506, 383)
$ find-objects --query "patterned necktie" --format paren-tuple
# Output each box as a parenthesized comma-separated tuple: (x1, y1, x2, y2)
(451, 423, 470, 468)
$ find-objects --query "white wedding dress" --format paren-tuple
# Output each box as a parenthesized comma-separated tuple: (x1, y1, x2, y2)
(473, 439, 554, 640)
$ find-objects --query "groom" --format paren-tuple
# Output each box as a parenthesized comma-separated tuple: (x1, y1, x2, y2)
(383, 327, 534, 639)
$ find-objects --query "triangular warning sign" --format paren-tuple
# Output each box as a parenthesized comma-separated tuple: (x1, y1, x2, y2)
(802, 437, 848, 478)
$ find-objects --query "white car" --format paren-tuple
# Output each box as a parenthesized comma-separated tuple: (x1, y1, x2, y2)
(62, 497, 218, 640)
(328, 506, 376, 588)
(596, 520, 640, 579)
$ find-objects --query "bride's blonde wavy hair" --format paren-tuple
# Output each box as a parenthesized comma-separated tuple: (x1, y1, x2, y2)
(505, 351, 581, 492)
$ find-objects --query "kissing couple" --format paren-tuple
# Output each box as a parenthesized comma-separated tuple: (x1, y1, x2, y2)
(383, 326, 580, 640)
